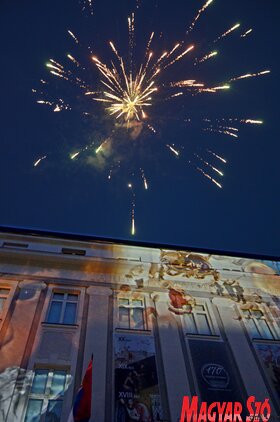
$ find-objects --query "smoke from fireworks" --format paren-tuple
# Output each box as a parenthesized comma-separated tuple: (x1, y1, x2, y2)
(33, 0, 270, 235)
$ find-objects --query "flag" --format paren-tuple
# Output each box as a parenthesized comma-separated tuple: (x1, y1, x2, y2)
(68, 355, 93, 422)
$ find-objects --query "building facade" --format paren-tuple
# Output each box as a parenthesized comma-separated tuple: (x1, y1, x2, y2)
(0, 230, 279, 422)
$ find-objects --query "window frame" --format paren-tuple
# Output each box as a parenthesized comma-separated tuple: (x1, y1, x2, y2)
(46, 291, 79, 325)
(183, 301, 218, 337)
(241, 307, 277, 340)
(117, 296, 147, 331)
(0, 287, 10, 316)
(24, 368, 69, 422)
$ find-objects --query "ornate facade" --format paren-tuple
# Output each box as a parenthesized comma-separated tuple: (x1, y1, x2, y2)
(0, 230, 279, 422)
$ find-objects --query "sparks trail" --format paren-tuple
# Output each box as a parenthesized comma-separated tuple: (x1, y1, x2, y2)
(241, 29, 253, 38)
(214, 23, 240, 43)
(140, 168, 148, 190)
(192, 163, 223, 189)
(207, 149, 227, 164)
(229, 70, 270, 82)
(128, 183, 136, 235)
(34, 156, 47, 167)
(194, 51, 218, 66)
(194, 153, 224, 176)
(166, 144, 180, 157)
(187, 0, 214, 34)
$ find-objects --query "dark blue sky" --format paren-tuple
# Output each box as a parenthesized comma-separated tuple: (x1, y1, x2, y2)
(0, 0, 279, 256)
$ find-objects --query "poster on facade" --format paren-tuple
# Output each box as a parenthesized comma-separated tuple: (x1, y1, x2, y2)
(114, 333, 164, 422)
(188, 339, 246, 405)
(255, 343, 280, 400)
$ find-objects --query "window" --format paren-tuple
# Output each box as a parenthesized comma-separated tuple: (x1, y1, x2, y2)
(241, 308, 274, 340)
(184, 304, 214, 336)
(47, 292, 78, 324)
(0, 288, 10, 314)
(118, 297, 146, 330)
(24, 369, 68, 422)
(61, 248, 86, 256)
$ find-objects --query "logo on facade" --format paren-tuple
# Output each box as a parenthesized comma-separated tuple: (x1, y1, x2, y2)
(201, 363, 230, 389)
(180, 396, 271, 422)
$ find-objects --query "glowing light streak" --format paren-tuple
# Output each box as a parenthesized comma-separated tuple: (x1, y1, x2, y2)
(214, 23, 240, 43)
(241, 29, 252, 38)
(194, 50, 218, 65)
(207, 149, 227, 163)
(34, 156, 47, 167)
(242, 119, 263, 124)
(71, 152, 80, 159)
(195, 153, 224, 176)
(195, 166, 222, 188)
(166, 144, 179, 156)
(187, 0, 214, 34)
(68, 30, 79, 44)
(163, 45, 194, 69)
(229, 70, 270, 82)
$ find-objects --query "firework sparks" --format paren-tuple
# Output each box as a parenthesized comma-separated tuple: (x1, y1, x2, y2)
(194, 51, 218, 65)
(71, 152, 80, 160)
(166, 144, 180, 156)
(194, 165, 223, 188)
(34, 0, 270, 234)
(241, 29, 253, 38)
(128, 183, 136, 235)
(34, 156, 47, 167)
(207, 149, 227, 164)
(68, 30, 79, 44)
(81, 0, 94, 15)
(194, 153, 224, 176)
(229, 70, 270, 82)
(241, 119, 263, 124)
(187, 0, 214, 34)
(140, 168, 148, 190)
(214, 23, 240, 43)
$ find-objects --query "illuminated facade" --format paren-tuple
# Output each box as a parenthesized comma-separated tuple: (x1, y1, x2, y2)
(0, 229, 279, 422)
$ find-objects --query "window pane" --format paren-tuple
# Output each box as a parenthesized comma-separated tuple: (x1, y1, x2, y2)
(119, 307, 129, 328)
(119, 299, 129, 306)
(196, 313, 212, 335)
(67, 294, 78, 302)
(131, 308, 144, 329)
(0, 297, 6, 312)
(132, 300, 143, 307)
(31, 370, 48, 394)
(46, 400, 63, 422)
(63, 303, 76, 324)
(24, 399, 43, 422)
(50, 371, 66, 396)
(0, 288, 9, 295)
(246, 318, 260, 339)
(258, 319, 273, 340)
(184, 313, 196, 334)
(47, 302, 62, 323)
(53, 293, 65, 300)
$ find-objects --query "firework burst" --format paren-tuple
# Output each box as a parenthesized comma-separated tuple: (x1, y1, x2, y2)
(33, 0, 270, 235)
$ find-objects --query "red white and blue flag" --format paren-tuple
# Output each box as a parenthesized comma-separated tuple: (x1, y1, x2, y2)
(68, 355, 93, 422)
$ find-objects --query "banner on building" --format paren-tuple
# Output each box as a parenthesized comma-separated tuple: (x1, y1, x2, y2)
(114, 333, 164, 421)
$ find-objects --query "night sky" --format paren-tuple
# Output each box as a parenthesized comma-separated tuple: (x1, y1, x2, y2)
(0, 0, 279, 256)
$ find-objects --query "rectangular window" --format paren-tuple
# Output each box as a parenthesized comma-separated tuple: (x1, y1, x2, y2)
(47, 292, 78, 324)
(241, 308, 274, 340)
(0, 288, 10, 314)
(118, 297, 146, 330)
(184, 304, 214, 336)
(24, 369, 67, 422)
